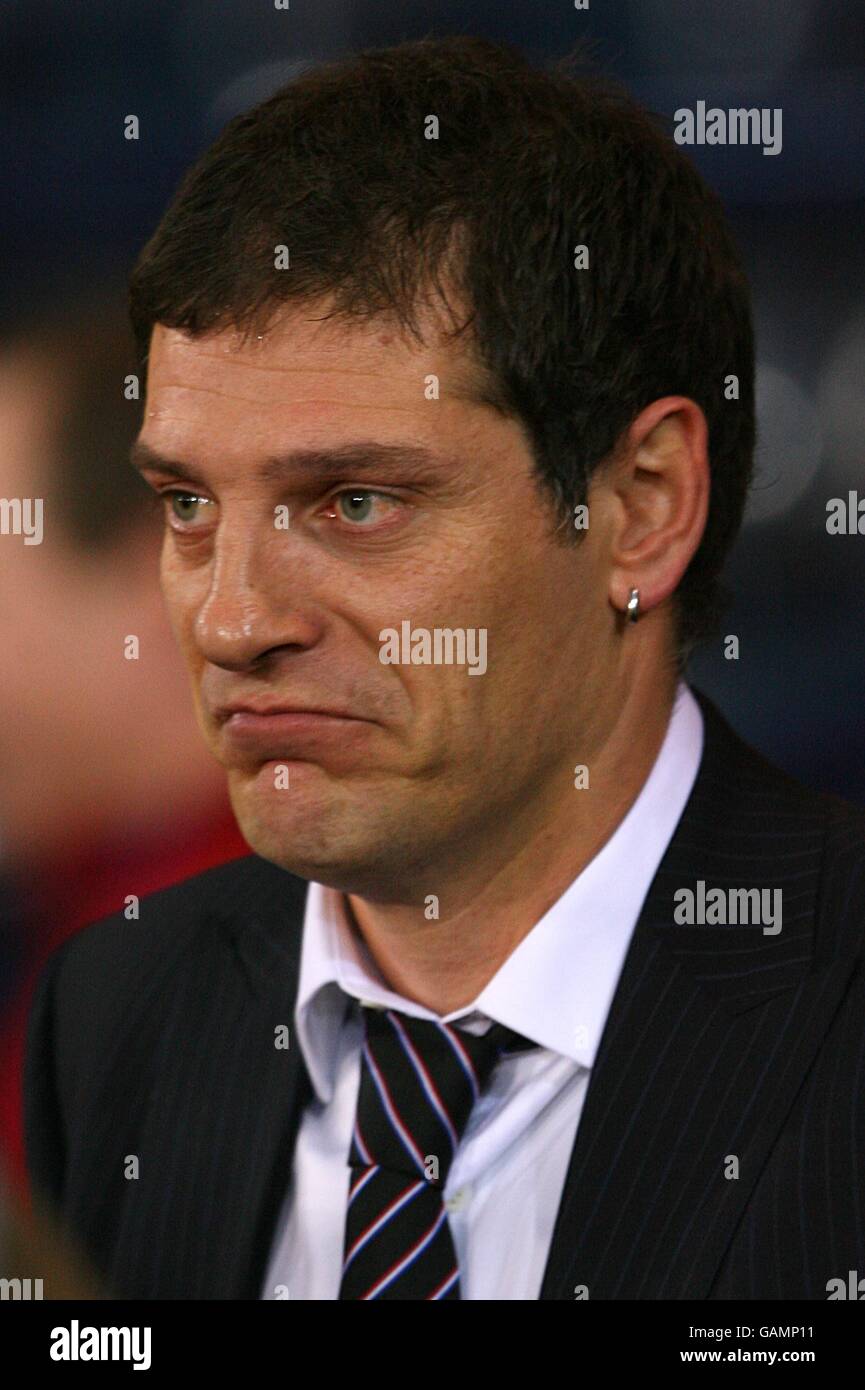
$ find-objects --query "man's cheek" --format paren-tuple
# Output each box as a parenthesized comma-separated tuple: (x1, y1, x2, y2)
(160, 574, 197, 650)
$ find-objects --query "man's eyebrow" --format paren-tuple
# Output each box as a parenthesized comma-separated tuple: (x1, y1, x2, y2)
(129, 442, 207, 486)
(129, 440, 444, 488)
(258, 443, 443, 484)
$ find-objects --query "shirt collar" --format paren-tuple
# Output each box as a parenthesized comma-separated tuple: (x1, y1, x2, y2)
(295, 681, 704, 1103)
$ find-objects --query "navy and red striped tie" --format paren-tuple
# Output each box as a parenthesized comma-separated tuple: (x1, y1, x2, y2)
(338, 1004, 537, 1300)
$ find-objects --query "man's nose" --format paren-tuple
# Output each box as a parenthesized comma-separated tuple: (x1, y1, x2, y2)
(192, 525, 321, 671)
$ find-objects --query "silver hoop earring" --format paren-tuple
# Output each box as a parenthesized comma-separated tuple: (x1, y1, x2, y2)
(626, 587, 640, 624)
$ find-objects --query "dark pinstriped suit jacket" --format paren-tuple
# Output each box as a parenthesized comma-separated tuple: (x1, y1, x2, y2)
(23, 688, 865, 1299)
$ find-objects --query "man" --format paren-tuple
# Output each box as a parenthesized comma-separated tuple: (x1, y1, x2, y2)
(24, 36, 865, 1300)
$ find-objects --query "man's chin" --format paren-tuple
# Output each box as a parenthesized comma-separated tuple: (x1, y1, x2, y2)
(225, 761, 392, 890)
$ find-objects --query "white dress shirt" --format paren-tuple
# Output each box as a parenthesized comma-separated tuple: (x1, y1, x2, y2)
(261, 681, 704, 1300)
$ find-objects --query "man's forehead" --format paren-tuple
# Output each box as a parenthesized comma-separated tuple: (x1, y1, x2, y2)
(147, 305, 484, 404)
(139, 306, 507, 471)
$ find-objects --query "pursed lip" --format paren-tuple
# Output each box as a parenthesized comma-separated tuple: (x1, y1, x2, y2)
(214, 700, 368, 724)
(215, 700, 376, 764)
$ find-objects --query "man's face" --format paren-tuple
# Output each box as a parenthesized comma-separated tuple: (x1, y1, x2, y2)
(137, 301, 618, 898)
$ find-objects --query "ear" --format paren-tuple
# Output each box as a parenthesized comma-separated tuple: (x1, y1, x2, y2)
(603, 396, 710, 619)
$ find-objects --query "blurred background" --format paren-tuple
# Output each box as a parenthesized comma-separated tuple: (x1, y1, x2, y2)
(0, 0, 862, 1255)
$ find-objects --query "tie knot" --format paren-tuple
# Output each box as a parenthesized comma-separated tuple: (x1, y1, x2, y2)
(349, 1005, 537, 1188)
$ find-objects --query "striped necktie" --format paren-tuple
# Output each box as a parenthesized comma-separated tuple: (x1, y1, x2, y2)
(338, 1004, 538, 1300)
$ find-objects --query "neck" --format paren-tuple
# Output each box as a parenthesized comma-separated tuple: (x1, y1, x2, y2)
(347, 663, 680, 1015)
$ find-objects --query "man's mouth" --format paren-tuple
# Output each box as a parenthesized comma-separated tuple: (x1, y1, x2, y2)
(220, 708, 373, 763)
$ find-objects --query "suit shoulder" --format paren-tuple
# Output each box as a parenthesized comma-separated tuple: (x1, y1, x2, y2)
(745, 740, 865, 953)
(57, 851, 307, 980)
(811, 787, 865, 948)
(29, 853, 308, 1094)
(695, 687, 865, 829)
(690, 687, 865, 951)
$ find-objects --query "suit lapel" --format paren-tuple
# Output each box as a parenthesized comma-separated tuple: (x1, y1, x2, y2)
(220, 876, 315, 1298)
(126, 861, 314, 1299)
(539, 690, 857, 1299)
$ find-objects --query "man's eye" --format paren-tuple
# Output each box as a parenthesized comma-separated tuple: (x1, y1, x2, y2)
(331, 490, 399, 526)
(163, 492, 212, 526)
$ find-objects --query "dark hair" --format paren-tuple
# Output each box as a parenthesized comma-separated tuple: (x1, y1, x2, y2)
(128, 34, 755, 662)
